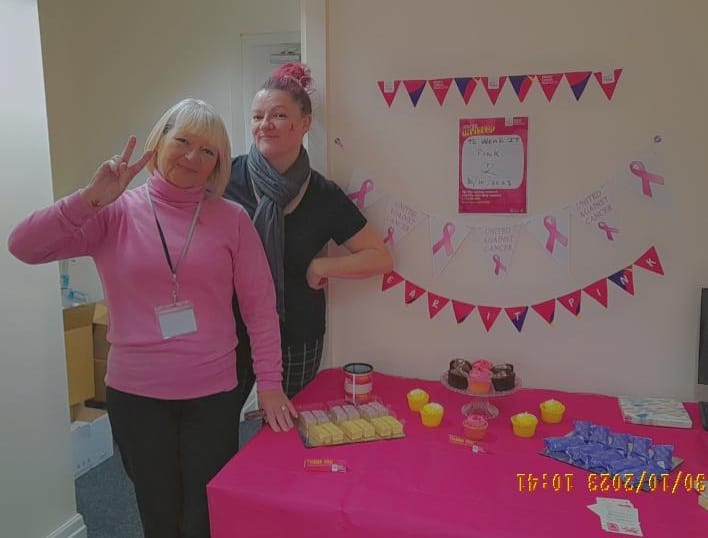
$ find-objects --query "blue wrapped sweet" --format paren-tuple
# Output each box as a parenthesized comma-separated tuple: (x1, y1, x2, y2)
(650, 445, 674, 471)
(606, 432, 632, 456)
(588, 425, 611, 445)
(544, 436, 586, 452)
(629, 436, 653, 460)
(605, 456, 646, 474)
(573, 420, 593, 440)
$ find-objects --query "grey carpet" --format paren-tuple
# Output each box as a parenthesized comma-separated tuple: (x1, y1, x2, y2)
(76, 420, 263, 537)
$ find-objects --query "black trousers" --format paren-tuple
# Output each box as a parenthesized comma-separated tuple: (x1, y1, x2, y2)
(106, 386, 239, 538)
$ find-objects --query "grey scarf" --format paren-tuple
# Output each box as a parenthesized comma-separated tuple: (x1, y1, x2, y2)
(248, 144, 311, 319)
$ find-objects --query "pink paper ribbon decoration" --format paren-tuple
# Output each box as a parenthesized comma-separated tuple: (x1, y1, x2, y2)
(598, 221, 619, 240)
(492, 254, 507, 275)
(543, 215, 568, 253)
(432, 223, 456, 256)
(383, 226, 395, 247)
(629, 161, 664, 198)
(348, 179, 374, 209)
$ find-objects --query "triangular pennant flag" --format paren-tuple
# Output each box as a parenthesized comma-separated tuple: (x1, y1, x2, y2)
(594, 69, 623, 100)
(452, 300, 475, 324)
(381, 271, 404, 292)
(403, 79, 426, 107)
(532, 299, 556, 325)
(573, 184, 623, 245)
(382, 199, 427, 250)
(475, 224, 522, 278)
(527, 209, 571, 269)
(583, 278, 609, 308)
(565, 71, 592, 101)
(558, 290, 582, 317)
(404, 280, 426, 304)
(428, 78, 452, 106)
(454, 77, 478, 104)
(480, 76, 507, 105)
(478, 305, 502, 332)
(430, 217, 471, 276)
(509, 75, 534, 102)
(347, 170, 387, 210)
(537, 73, 563, 102)
(377, 80, 400, 107)
(634, 246, 664, 275)
(427, 292, 450, 319)
(608, 266, 635, 295)
(505, 306, 528, 333)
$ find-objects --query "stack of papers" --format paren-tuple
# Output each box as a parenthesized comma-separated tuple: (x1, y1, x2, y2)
(587, 498, 642, 536)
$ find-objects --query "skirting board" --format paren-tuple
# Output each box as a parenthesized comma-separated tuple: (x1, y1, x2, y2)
(46, 514, 86, 538)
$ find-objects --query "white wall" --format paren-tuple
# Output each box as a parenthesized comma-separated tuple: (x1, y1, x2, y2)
(0, 2, 85, 537)
(322, 0, 708, 399)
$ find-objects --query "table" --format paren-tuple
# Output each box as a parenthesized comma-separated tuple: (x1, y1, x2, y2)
(208, 369, 707, 537)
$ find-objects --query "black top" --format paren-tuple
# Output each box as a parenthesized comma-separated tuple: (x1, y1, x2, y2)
(225, 155, 367, 342)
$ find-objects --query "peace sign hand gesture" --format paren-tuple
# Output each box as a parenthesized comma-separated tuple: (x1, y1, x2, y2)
(81, 136, 153, 209)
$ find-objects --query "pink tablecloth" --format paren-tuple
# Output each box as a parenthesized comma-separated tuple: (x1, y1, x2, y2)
(208, 369, 707, 538)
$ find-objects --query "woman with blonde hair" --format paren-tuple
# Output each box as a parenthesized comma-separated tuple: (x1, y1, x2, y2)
(9, 98, 293, 538)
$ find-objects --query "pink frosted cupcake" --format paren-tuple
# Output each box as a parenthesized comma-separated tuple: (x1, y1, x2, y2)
(468, 368, 492, 394)
(463, 414, 488, 440)
(472, 358, 494, 371)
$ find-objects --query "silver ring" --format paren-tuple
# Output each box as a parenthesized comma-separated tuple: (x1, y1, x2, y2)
(280, 405, 288, 411)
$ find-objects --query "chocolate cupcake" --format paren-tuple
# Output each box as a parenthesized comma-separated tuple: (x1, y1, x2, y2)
(492, 363, 514, 374)
(449, 358, 472, 373)
(491, 370, 516, 392)
(447, 367, 469, 390)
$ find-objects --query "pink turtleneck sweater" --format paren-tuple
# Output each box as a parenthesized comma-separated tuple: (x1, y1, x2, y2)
(8, 173, 283, 399)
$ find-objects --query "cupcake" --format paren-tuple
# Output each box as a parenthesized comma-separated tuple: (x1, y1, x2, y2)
(449, 358, 472, 373)
(406, 388, 430, 411)
(463, 414, 488, 440)
(539, 399, 565, 423)
(491, 370, 516, 392)
(420, 402, 444, 427)
(468, 368, 492, 394)
(447, 367, 469, 390)
(492, 362, 514, 374)
(472, 358, 494, 371)
(510, 412, 538, 438)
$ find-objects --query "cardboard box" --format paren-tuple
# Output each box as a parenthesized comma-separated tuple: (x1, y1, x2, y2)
(70, 406, 114, 479)
(93, 358, 107, 403)
(63, 303, 96, 406)
(92, 301, 110, 361)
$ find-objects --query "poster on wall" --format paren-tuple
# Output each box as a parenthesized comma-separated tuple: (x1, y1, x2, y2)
(458, 117, 528, 214)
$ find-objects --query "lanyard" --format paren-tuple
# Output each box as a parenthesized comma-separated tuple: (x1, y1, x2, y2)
(146, 190, 202, 304)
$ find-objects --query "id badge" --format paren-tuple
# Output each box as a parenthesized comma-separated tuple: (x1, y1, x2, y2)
(155, 301, 197, 339)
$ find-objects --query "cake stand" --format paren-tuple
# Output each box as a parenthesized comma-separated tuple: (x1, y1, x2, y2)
(440, 372, 522, 419)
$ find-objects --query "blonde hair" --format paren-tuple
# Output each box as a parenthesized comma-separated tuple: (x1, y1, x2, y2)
(145, 98, 231, 197)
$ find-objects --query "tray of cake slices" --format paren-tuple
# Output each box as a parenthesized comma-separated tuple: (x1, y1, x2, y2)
(296, 399, 406, 448)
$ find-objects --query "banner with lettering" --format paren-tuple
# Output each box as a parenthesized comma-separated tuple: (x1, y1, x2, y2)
(377, 68, 622, 107)
(458, 117, 528, 214)
(379, 246, 664, 333)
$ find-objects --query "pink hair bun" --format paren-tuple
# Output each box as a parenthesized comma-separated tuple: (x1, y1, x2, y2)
(273, 62, 313, 92)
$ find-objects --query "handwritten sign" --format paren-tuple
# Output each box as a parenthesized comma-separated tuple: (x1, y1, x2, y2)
(459, 117, 528, 213)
